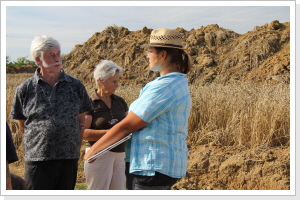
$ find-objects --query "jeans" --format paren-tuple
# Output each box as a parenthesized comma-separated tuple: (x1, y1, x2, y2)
(125, 162, 134, 190)
(132, 171, 178, 190)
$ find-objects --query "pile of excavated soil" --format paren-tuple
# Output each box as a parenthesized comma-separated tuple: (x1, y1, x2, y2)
(173, 144, 289, 190)
(7, 20, 290, 190)
(7, 20, 290, 89)
(6, 20, 290, 87)
(60, 20, 289, 91)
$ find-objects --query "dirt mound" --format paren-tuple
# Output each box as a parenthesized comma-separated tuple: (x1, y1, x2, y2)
(61, 20, 289, 90)
(7, 20, 290, 89)
(173, 145, 290, 190)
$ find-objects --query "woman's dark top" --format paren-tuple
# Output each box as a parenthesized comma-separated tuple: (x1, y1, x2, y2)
(85, 90, 128, 152)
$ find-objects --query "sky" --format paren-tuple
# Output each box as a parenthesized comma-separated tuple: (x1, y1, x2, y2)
(2, 1, 292, 62)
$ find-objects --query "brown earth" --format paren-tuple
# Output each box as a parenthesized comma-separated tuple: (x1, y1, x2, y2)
(173, 144, 289, 190)
(8, 20, 289, 88)
(60, 20, 290, 89)
(7, 20, 290, 190)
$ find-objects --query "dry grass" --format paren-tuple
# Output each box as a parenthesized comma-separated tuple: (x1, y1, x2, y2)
(6, 73, 33, 166)
(6, 73, 290, 151)
(6, 73, 290, 188)
(188, 82, 290, 148)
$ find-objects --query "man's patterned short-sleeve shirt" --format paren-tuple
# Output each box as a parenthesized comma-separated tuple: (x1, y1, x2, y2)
(9, 68, 93, 162)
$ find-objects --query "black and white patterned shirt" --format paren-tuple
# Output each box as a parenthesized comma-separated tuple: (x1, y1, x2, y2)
(9, 68, 93, 162)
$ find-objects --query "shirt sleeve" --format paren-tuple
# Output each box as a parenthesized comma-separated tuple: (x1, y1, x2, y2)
(79, 83, 93, 114)
(9, 84, 27, 120)
(130, 84, 176, 123)
(86, 97, 94, 115)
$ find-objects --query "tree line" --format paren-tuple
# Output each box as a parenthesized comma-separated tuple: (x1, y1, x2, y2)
(6, 56, 36, 68)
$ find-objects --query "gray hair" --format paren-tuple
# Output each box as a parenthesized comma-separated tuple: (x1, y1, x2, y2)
(30, 35, 60, 62)
(94, 60, 124, 87)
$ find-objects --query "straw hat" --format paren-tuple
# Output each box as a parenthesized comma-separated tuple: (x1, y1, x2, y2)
(143, 28, 184, 49)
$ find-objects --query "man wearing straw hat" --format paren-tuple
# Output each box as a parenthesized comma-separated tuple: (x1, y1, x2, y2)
(85, 28, 191, 190)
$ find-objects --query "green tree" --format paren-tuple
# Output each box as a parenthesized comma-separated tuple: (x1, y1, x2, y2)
(6, 56, 36, 67)
(6, 56, 13, 66)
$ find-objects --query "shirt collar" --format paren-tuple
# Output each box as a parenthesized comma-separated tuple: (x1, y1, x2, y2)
(90, 89, 117, 101)
(33, 67, 71, 84)
(156, 72, 186, 81)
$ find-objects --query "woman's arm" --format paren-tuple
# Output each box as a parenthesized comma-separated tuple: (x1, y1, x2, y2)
(83, 115, 108, 141)
(84, 111, 147, 161)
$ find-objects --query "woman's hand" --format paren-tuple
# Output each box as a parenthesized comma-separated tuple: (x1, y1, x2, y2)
(84, 148, 97, 162)
(84, 150, 97, 163)
(83, 111, 147, 162)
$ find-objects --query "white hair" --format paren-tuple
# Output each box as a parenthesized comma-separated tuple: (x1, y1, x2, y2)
(94, 60, 124, 87)
(30, 35, 60, 62)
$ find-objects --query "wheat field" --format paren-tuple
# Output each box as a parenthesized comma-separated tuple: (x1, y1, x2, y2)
(6, 73, 290, 164)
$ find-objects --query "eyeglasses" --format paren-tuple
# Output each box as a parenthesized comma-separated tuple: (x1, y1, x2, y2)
(105, 119, 119, 129)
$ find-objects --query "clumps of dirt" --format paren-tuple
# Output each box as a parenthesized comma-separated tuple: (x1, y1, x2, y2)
(173, 144, 290, 190)
(62, 25, 156, 91)
(7, 20, 290, 89)
(186, 21, 290, 86)
(60, 20, 289, 90)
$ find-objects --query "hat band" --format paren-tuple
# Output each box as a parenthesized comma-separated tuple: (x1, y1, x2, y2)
(150, 43, 182, 49)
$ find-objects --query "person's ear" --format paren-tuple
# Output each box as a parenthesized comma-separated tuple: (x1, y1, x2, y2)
(35, 57, 42, 66)
(98, 78, 104, 84)
(161, 50, 167, 60)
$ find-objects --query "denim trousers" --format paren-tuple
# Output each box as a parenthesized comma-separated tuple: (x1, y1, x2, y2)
(125, 162, 134, 190)
(131, 171, 178, 190)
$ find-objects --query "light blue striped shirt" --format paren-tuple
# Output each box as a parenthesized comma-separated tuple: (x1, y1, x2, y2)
(126, 72, 191, 178)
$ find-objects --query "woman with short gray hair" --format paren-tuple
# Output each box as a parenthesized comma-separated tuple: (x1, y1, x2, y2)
(93, 60, 124, 87)
(83, 60, 128, 190)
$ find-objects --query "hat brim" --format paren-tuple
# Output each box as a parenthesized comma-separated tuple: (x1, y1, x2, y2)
(142, 43, 184, 50)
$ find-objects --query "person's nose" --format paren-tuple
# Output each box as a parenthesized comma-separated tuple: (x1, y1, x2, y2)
(55, 55, 61, 62)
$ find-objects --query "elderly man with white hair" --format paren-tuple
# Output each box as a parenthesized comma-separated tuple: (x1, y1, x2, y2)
(10, 35, 93, 190)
